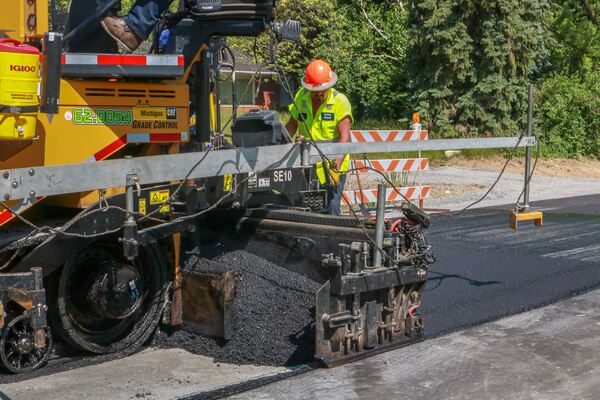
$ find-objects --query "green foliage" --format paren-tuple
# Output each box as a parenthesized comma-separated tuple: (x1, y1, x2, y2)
(231, 0, 410, 121)
(545, 0, 600, 76)
(408, 0, 548, 137)
(54, 0, 69, 11)
(535, 70, 600, 157)
(275, 0, 337, 78)
(314, 1, 410, 119)
(229, 0, 337, 83)
(49, 0, 600, 159)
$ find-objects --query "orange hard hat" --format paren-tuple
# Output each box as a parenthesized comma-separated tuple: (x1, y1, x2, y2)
(301, 60, 338, 91)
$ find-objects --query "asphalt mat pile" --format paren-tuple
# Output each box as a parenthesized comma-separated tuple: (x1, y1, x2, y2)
(152, 247, 320, 366)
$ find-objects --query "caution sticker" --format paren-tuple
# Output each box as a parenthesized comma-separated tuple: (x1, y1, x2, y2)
(223, 174, 233, 191)
(138, 198, 147, 216)
(248, 173, 257, 188)
(258, 177, 271, 188)
(149, 189, 170, 213)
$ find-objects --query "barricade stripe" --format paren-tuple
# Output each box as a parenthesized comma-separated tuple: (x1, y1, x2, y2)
(350, 130, 428, 142)
(352, 131, 367, 142)
(370, 131, 383, 142)
(342, 186, 431, 205)
(351, 158, 428, 173)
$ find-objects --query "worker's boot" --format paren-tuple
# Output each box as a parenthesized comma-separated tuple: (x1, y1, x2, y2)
(100, 16, 143, 53)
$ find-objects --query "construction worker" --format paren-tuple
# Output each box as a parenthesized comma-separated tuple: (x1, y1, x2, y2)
(101, 0, 174, 53)
(285, 60, 353, 216)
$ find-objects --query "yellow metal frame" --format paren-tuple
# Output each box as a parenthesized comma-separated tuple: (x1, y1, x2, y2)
(0, 0, 214, 227)
(0, 77, 190, 225)
(2, 0, 48, 43)
(509, 210, 543, 229)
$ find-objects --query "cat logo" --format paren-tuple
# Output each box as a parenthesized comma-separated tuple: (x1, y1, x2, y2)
(166, 107, 177, 120)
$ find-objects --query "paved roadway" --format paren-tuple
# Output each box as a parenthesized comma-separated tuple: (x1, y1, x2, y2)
(2, 195, 600, 399)
(231, 195, 600, 399)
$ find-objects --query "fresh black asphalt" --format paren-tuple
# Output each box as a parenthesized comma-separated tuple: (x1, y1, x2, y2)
(423, 195, 600, 338)
(231, 195, 600, 400)
(2, 194, 599, 390)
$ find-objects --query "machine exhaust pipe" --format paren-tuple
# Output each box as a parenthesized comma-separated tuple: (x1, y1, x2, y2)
(40, 32, 62, 115)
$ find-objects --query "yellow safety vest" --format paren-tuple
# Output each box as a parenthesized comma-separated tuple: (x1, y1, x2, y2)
(289, 88, 354, 184)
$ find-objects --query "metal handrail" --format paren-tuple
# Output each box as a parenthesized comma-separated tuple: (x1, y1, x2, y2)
(0, 136, 536, 201)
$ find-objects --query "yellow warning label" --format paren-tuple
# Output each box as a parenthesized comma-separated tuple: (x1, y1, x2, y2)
(150, 190, 169, 205)
(150, 189, 170, 213)
(223, 174, 233, 191)
(134, 107, 167, 120)
(138, 198, 147, 216)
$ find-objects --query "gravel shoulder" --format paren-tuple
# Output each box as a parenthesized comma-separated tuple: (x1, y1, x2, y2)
(345, 164, 600, 211)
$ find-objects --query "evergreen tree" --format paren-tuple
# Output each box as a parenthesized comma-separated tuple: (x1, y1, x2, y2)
(408, 0, 547, 136)
(545, 0, 599, 76)
(314, 0, 410, 119)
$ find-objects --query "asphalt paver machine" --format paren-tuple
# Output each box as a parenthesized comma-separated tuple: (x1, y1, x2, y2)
(0, 0, 434, 373)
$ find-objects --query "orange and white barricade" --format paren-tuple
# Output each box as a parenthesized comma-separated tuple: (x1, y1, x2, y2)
(343, 129, 430, 207)
(342, 186, 431, 206)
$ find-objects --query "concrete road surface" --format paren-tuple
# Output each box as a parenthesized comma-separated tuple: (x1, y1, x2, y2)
(231, 289, 600, 400)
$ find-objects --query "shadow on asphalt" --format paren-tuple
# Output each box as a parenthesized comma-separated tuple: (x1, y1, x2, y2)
(422, 198, 600, 339)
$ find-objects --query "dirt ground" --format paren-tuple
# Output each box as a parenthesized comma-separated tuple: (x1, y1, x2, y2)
(433, 155, 600, 179)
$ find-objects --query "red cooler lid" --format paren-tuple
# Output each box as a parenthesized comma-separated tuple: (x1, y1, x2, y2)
(0, 38, 39, 55)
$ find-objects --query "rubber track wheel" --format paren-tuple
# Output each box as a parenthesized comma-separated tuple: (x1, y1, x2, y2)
(51, 242, 167, 355)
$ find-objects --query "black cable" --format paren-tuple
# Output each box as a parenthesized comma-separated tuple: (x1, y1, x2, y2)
(514, 135, 541, 210)
(220, 37, 266, 134)
(443, 132, 532, 215)
(272, 60, 407, 263)
(0, 144, 215, 242)
(272, 43, 539, 222)
(0, 203, 125, 240)
(165, 143, 300, 225)
(139, 146, 213, 221)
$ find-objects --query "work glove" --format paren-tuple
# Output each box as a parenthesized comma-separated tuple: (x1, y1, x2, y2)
(327, 168, 340, 186)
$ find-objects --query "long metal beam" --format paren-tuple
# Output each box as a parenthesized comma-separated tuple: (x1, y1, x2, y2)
(311, 136, 536, 160)
(0, 137, 535, 201)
